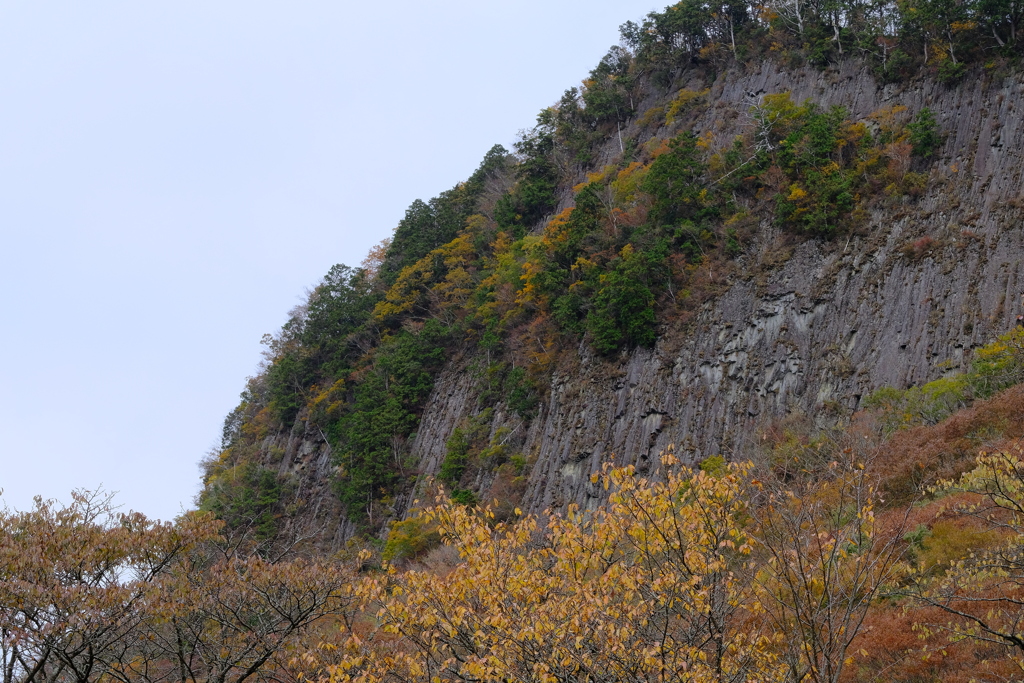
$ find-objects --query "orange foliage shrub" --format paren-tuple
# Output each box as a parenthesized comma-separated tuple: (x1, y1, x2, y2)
(844, 603, 1019, 682)
(869, 384, 1024, 504)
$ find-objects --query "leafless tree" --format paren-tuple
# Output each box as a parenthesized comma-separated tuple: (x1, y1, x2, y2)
(750, 463, 911, 683)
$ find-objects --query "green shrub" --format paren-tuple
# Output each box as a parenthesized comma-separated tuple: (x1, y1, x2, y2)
(200, 463, 283, 541)
(510, 453, 529, 475)
(495, 119, 559, 237)
(586, 245, 658, 355)
(903, 171, 929, 196)
(265, 350, 312, 426)
(506, 367, 539, 419)
(770, 101, 855, 235)
(440, 428, 471, 485)
(382, 516, 440, 564)
(450, 489, 479, 507)
(864, 329, 1024, 432)
(937, 59, 966, 85)
(908, 108, 942, 158)
(699, 455, 727, 476)
(332, 320, 449, 522)
(641, 131, 710, 228)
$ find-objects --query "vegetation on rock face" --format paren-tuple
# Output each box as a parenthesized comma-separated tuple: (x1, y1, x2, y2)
(864, 327, 1024, 434)
(204, 80, 943, 531)
(201, 0, 1019, 552)
(201, 462, 285, 541)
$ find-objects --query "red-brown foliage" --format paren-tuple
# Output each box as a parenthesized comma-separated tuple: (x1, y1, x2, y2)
(843, 603, 1020, 683)
(869, 384, 1024, 504)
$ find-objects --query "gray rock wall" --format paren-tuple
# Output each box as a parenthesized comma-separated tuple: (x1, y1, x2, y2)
(406, 60, 1024, 517)
(247, 60, 1024, 539)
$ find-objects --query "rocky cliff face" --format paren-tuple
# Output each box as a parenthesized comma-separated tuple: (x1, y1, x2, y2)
(252, 59, 1024, 542)
(409, 59, 1024, 515)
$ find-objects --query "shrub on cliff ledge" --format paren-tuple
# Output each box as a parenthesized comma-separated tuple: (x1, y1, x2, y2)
(908, 108, 943, 158)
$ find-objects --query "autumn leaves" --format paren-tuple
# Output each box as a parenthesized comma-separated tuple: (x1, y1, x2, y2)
(6, 443, 1024, 682)
(318, 455, 906, 683)
(0, 492, 357, 683)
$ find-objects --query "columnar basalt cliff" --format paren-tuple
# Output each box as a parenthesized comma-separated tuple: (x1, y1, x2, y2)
(409, 68, 1024, 511)
(411, 59, 1024, 516)
(204, 52, 1024, 548)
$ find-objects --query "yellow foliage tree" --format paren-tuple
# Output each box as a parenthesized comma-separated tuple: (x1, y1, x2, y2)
(470, 231, 527, 336)
(323, 454, 785, 682)
(373, 232, 480, 327)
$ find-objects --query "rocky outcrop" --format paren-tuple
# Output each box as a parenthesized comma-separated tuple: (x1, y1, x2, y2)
(245, 59, 1024, 539)
(406, 60, 1024, 516)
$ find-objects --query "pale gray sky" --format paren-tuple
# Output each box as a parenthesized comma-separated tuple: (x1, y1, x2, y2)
(0, 1, 659, 520)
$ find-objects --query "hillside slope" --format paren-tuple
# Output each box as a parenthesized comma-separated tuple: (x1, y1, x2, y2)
(412, 58, 1024, 518)
(199, 4, 1024, 548)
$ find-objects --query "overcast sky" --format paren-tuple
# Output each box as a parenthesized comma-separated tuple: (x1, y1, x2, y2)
(0, 1, 661, 520)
